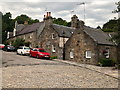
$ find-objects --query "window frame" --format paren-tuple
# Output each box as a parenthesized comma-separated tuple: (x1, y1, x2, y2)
(52, 45, 56, 52)
(70, 51, 74, 59)
(85, 50, 92, 59)
(52, 33, 55, 39)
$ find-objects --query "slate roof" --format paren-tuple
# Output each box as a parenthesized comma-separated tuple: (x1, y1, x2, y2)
(16, 22, 42, 36)
(53, 24, 74, 38)
(16, 24, 26, 31)
(83, 26, 115, 45)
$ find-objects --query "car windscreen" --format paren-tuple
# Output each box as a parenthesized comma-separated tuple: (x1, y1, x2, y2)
(24, 47, 30, 50)
(38, 49, 46, 52)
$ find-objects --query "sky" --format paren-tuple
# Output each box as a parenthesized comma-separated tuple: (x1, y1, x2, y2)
(0, 0, 119, 28)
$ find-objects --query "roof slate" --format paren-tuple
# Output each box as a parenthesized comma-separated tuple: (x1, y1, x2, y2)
(53, 24, 74, 38)
(83, 26, 115, 45)
(16, 22, 42, 36)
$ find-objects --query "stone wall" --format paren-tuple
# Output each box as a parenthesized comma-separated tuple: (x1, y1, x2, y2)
(65, 29, 98, 65)
(8, 32, 37, 48)
(98, 45, 117, 62)
(38, 26, 63, 59)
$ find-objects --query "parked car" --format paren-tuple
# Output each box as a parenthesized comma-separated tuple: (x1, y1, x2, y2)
(30, 48, 50, 59)
(3, 45, 16, 51)
(0, 44, 5, 50)
(17, 46, 30, 55)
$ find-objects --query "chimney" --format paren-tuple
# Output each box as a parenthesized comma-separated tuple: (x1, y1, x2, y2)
(44, 12, 53, 26)
(24, 21, 28, 25)
(13, 28, 16, 36)
(71, 15, 84, 29)
(47, 12, 49, 17)
(48, 12, 51, 17)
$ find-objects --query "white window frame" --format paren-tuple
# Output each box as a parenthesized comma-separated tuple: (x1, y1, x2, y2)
(23, 35, 26, 40)
(70, 51, 74, 59)
(30, 34, 32, 39)
(85, 50, 92, 59)
(52, 45, 56, 52)
(52, 33, 55, 39)
(105, 49, 110, 58)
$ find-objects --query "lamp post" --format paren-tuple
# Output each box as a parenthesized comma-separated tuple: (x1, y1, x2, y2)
(77, 2, 85, 22)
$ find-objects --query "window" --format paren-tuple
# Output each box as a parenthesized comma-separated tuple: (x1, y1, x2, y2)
(85, 51, 92, 58)
(52, 33, 55, 39)
(103, 48, 110, 58)
(52, 45, 56, 52)
(30, 34, 32, 39)
(70, 51, 74, 59)
(23, 35, 26, 39)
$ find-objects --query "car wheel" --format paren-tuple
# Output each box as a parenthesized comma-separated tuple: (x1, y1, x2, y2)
(36, 55, 39, 59)
(30, 54, 32, 57)
(21, 52, 23, 55)
(17, 52, 19, 55)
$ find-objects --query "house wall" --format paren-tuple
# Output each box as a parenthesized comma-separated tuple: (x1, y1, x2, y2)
(38, 26, 63, 59)
(65, 29, 98, 65)
(98, 45, 117, 62)
(8, 32, 37, 48)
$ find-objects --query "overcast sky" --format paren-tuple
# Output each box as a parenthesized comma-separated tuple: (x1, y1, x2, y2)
(0, 0, 119, 28)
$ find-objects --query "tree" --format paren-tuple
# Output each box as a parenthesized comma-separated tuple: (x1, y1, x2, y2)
(112, 1, 120, 44)
(14, 14, 39, 24)
(96, 26, 101, 29)
(12, 38, 25, 48)
(53, 18, 71, 27)
(102, 19, 117, 32)
(2, 12, 14, 43)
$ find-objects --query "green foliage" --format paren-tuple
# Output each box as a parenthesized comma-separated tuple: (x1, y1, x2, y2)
(14, 14, 39, 24)
(24, 41, 31, 47)
(12, 38, 25, 48)
(2, 12, 40, 43)
(50, 56, 57, 59)
(96, 26, 101, 29)
(53, 18, 71, 27)
(112, 1, 120, 44)
(102, 19, 117, 32)
(98, 58, 116, 67)
(2, 12, 14, 43)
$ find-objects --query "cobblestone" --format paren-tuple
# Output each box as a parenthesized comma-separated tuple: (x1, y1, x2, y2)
(2, 51, 119, 88)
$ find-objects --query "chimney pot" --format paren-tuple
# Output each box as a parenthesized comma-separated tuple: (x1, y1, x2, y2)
(48, 12, 51, 17)
(47, 12, 49, 17)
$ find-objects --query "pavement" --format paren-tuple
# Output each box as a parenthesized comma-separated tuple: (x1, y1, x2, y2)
(53, 59, 119, 79)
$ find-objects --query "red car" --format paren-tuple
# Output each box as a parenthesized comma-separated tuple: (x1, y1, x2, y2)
(0, 44, 5, 50)
(30, 48, 50, 59)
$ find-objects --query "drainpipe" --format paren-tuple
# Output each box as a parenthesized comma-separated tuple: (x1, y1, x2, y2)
(63, 31, 65, 60)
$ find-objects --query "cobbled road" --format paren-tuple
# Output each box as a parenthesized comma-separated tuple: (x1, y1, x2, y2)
(1, 51, 118, 88)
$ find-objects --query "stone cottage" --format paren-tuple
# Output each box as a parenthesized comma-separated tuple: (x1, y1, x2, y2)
(7, 20, 45, 47)
(37, 12, 74, 59)
(65, 15, 117, 65)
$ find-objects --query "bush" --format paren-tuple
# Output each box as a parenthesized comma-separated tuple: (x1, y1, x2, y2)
(98, 58, 115, 67)
(50, 56, 57, 59)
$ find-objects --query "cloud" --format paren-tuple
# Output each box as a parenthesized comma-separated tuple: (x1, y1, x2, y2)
(0, 1, 119, 28)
